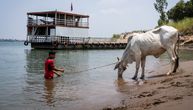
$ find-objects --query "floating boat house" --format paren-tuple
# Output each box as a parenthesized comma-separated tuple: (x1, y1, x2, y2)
(25, 10, 127, 49)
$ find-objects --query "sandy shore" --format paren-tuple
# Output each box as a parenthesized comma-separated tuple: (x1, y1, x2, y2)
(103, 60, 193, 110)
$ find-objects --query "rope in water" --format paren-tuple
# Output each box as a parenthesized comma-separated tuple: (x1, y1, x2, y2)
(68, 61, 169, 74)
(72, 62, 117, 73)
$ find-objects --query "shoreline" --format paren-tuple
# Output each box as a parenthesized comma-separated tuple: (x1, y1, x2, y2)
(103, 60, 193, 110)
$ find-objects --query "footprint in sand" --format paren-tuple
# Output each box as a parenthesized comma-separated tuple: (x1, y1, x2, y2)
(137, 91, 157, 98)
(170, 81, 188, 87)
(183, 75, 192, 77)
(157, 86, 170, 89)
(172, 96, 183, 100)
(160, 77, 174, 83)
(152, 99, 165, 105)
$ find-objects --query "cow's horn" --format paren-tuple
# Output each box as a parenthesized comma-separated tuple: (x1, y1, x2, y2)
(117, 57, 120, 61)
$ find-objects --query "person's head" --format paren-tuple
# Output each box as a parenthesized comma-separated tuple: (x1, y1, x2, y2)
(48, 51, 56, 59)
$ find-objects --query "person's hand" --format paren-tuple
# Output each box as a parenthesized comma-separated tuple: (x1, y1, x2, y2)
(57, 74, 61, 77)
(60, 68, 64, 72)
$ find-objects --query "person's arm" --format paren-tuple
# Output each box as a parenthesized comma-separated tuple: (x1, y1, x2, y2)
(53, 70, 62, 77)
(54, 68, 64, 77)
(54, 67, 64, 72)
(50, 60, 64, 76)
(54, 67, 64, 77)
(50, 59, 64, 72)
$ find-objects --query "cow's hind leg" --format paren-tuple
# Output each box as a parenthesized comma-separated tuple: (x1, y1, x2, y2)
(166, 46, 178, 75)
(140, 56, 146, 80)
(173, 50, 179, 73)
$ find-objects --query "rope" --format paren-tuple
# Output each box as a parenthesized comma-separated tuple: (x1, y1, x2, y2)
(72, 62, 117, 73)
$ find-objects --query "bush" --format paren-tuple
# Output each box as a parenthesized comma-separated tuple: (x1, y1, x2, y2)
(112, 34, 120, 39)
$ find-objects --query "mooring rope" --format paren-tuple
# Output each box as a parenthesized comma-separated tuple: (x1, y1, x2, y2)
(72, 62, 117, 73)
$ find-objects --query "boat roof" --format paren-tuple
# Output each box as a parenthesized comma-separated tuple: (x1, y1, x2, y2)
(27, 10, 89, 18)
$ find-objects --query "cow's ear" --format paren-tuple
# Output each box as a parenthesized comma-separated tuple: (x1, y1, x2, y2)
(114, 62, 120, 70)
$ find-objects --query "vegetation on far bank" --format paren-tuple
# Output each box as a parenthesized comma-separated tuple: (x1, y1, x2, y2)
(0, 39, 24, 42)
(167, 18, 193, 35)
(154, 0, 193, 26)
(164, 0, 193, 35)
(155, 0, 193, 35)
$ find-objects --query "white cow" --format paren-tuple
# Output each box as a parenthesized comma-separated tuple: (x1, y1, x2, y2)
(114, 25, 179, 80)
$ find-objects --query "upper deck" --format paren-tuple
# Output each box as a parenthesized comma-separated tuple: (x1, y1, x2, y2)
(27, 11, 89, 28)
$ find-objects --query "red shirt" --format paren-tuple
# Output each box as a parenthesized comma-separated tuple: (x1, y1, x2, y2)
(44, 58, 55, 79)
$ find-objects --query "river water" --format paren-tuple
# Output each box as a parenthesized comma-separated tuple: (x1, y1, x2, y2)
(0, 41, 192, 110)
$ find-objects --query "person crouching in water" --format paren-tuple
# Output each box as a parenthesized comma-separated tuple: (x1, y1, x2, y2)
(44, 51, 64, 79)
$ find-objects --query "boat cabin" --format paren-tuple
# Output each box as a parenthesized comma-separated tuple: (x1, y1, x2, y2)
(25, 10, 127, 49)
(26, 10, 89, 43)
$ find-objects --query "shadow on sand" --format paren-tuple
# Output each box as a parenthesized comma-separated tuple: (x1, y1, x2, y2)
(147, 74, 167, 79)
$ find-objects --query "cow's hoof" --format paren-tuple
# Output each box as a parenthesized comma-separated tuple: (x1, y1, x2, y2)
(132, 76, 137, 80)
(140, 76, 145, 80)
(118, 75, 123, 79)
(166, 72, 171, 76)
(117, 77, 123, 80)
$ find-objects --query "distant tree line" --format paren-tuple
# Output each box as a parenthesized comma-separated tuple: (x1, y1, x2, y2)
(0, 38, 23, 42)
(154, 0, 193, 25)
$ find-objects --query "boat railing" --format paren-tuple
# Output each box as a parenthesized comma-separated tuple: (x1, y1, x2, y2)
(28, 18, 88, 27)
(28, 35, 67, 43)
(27, 35, 116, 44)
(28, 19, 54, 26)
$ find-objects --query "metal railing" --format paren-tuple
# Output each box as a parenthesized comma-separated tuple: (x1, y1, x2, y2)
(28, 19, 89, 27)
(28, 35, 68, 43)
(27, 35, 116, 44)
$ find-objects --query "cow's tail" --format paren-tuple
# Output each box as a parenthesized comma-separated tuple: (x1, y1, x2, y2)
(173, 32, 180, 72)
(176, 32, 180, 55)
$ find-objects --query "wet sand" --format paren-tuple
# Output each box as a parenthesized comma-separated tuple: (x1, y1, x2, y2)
(103, 60, 193, 110)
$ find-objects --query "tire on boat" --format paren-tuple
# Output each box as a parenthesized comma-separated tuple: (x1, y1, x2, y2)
(24, 41, 28, 46)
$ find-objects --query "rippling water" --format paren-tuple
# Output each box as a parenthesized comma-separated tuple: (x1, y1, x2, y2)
(0, 41, 193, 110)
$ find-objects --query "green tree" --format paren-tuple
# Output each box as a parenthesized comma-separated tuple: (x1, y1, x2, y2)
(167, 0, 185, 22)
(167, 0, 193, 22)
(154, 0, 168, 26)
(185, 0, 193, 18)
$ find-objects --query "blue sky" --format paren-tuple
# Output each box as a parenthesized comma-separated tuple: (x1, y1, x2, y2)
(0, 0, 184, 40)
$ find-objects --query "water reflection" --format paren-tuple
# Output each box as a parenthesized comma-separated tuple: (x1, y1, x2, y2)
(25, 49, 47, 74)
(114, 78, 138, 97)
(44, 80, 55, 106)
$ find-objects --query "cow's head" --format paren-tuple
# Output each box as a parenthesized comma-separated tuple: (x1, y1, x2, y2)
(114, 57, 127, 78)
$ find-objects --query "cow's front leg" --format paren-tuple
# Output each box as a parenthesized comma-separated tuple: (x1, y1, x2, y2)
(132, 57, 141, 80)
(140, 56, 146, 80)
